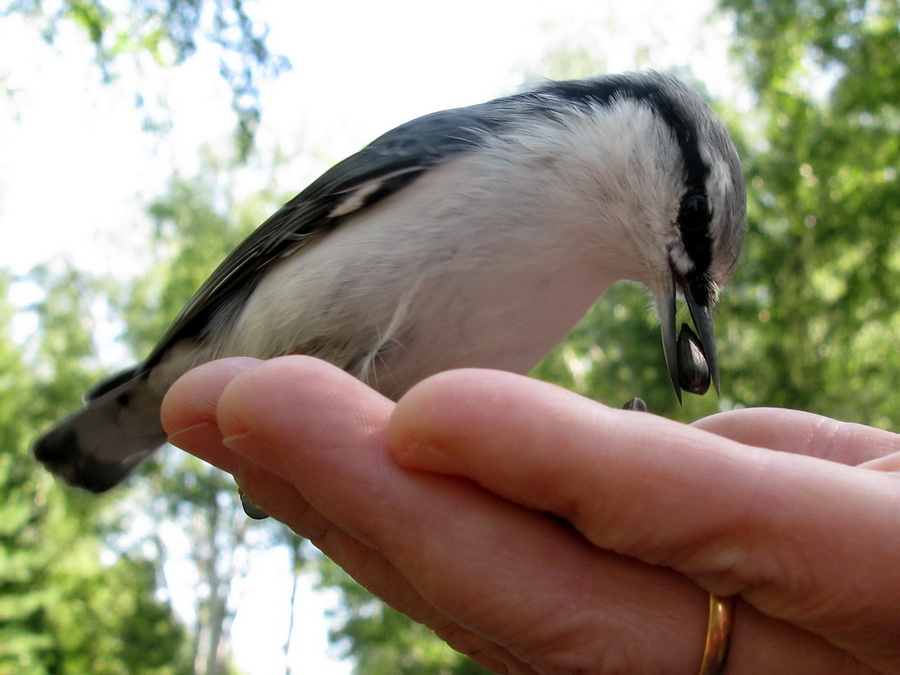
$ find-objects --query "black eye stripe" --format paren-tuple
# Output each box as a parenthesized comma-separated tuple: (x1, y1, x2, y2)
(505, 74, 727, 302)
(679, 195, 710, 231)
(678, 193, 713, 279)
(686, 269, 713, 307)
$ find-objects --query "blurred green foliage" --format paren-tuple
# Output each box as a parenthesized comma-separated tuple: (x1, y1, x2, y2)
(718, 0, 899, 427)
(0, 271, 191, 673)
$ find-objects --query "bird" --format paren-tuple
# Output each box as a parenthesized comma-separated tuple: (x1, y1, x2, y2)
(33, 71, 746, 494)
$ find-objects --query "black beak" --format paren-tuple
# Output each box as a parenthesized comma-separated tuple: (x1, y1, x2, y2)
(656, 275, 720, 403)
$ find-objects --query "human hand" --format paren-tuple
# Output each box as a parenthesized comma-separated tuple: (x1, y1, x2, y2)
(161, 356, 900, 674)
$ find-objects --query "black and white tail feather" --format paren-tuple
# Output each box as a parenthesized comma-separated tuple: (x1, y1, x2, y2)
(34, 71, 746, 493)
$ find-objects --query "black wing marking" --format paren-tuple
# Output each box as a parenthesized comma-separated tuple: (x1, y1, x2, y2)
(140, 102, 510, 371)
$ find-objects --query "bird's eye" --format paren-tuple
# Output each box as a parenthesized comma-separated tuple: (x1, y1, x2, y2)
(679, 195, 710, 232)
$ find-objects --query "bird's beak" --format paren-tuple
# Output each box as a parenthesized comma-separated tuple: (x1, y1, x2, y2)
(656, 275, 720, 403)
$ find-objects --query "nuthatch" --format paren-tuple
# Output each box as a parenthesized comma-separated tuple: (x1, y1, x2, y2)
(34, 71, 746, 493)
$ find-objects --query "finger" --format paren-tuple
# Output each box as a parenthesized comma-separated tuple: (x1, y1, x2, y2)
(161, 356, 262, 474)
(236, 464, 533, 674)
(213, 357, 534, 672)
(694, 407, 899, 467)
(390, 369, 900, 673)
(160, 357, 581, 671)
(211, 357, 862, 673)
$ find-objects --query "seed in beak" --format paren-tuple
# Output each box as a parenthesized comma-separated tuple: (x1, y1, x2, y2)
(677, 323, 711, 396)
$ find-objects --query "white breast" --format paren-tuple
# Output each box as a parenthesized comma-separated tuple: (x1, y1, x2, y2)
(220, 105, 682, 399)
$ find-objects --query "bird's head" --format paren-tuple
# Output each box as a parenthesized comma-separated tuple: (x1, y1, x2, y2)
(537, 73, 746, 400)
(643, 76, 746, 401)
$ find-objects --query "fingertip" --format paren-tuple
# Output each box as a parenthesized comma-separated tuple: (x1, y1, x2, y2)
(161, 356, 262, 435)
(388, 369, 498, 472)
(390, 368, 498, 437)
(693, 407, 894, 466)
(168, 420, 242, 475)
(389, 368, 586, 472)
(393, 367, 550, 424)
(161, 357, 261, 474)
(208, 355, 396, 486)
(391, 439, 470, 474)
(214, 355, 389, 439)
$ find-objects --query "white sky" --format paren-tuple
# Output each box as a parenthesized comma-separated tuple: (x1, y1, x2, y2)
(0, 0, 740, 672)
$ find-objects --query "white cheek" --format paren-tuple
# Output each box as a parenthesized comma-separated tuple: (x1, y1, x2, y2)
(668, 239, 695, 276)
(506, 102, 686, 286)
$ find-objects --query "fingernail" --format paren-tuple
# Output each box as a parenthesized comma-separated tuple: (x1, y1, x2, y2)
(167, 421, 239, 475)
(394, 441, 467, 475)
(222, 430, 257, 456)
(223, 430, 292, 477)
(168, 420, 221, 451)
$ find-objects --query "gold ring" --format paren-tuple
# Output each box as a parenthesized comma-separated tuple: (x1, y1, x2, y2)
(698, 593, 735, 675)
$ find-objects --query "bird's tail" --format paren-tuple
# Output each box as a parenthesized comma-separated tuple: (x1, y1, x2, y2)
(32, 367, 168, 492)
